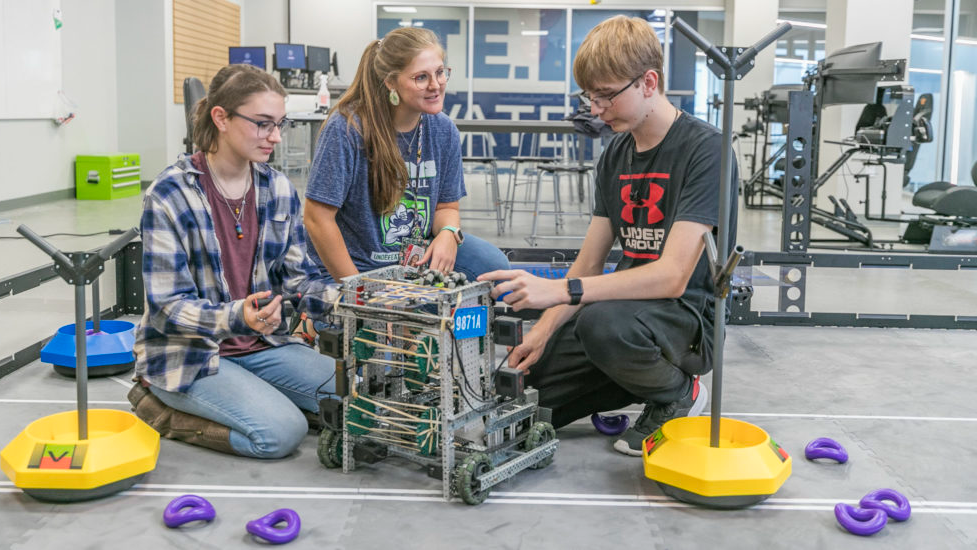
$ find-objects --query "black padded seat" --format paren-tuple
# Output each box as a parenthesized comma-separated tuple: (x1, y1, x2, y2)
(912, 183, 977, 217)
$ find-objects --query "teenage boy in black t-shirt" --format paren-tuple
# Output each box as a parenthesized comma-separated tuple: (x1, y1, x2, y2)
(478, 15, 736, 456)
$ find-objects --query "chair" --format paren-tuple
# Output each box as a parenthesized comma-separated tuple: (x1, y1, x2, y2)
(461, 133, 504, 235)
(504, 132, 561, 229)
(182, 77, 206, 154)
(526, 161, 596, 246)
(911, 161, 977, 218)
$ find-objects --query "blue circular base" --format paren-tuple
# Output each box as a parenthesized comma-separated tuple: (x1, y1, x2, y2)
(40, 321, 135, 371)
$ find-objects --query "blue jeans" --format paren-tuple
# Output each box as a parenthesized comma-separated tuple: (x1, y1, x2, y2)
(148, 344, 336, 459)
(453, 232, 510, 281)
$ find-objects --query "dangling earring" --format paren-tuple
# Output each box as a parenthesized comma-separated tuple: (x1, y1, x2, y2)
(388, 89, 400, 106)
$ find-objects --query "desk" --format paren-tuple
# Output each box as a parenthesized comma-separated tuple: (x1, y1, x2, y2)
(287, 111, 328, 167)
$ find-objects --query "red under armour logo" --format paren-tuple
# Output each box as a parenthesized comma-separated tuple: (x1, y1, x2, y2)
(620, 183, 664, 224)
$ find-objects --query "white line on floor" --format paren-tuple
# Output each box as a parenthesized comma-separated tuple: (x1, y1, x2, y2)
(2, 481, 975, 513)
(3, 400, 976, 424)
(109, 376, 133, 388)
(0, 399, 128, 405)
(600, 411, 977, 422)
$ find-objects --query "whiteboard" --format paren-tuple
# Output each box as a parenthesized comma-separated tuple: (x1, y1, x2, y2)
(0, 0, 62, 120)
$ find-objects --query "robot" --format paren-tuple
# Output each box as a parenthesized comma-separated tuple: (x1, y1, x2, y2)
(315, 265, 557, 505)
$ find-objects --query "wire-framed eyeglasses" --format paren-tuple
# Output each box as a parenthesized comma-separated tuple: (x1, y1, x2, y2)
(409, 67, 451, 90)
(228, 111, 290, 138)
(581, 74, 643, 109)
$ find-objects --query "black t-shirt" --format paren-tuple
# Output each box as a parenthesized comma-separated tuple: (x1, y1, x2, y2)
(593, 112, 737, 305)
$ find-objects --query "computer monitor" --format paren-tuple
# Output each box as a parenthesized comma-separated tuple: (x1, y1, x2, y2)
(228, 46, 266, 69)
(306, 46, 331, 73)
(820, 42, 883, 106)
(273, 43, 306, 71)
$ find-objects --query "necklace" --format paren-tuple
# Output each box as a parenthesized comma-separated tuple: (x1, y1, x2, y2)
(206, 154, 252, 240)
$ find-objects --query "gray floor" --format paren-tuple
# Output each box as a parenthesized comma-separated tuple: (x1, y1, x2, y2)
(2, 166, 976, 549)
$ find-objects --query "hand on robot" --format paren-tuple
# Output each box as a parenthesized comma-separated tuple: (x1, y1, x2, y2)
(479, 269, 571, 311)
(419, 230, 458, 274)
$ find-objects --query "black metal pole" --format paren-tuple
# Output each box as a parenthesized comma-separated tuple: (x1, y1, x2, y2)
(92, 279, 100, 333)
(75, 281, 88, 440)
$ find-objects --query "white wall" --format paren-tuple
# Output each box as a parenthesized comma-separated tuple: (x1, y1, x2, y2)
(725, 0, 779, 132)
(116, 0, 168, 181)
(0, 0, 118, 203)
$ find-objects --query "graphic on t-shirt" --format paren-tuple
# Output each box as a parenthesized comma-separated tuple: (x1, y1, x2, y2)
(618, 173, 669, 260)
(407, 159, 437, 190)
(382, 195, 430, 245)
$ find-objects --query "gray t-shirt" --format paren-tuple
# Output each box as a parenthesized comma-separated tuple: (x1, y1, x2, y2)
(305, 111, 465, 274)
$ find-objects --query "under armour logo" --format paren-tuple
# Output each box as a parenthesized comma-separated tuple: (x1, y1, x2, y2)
(620, 183, 664, 224)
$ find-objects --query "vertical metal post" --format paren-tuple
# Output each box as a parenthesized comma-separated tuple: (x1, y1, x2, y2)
(710, 75, 736, 448)
(92, 278, 101, 333)
(74, 281, 88, 440)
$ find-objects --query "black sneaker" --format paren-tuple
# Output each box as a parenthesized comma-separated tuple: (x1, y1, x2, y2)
(613, 376, 707, 457)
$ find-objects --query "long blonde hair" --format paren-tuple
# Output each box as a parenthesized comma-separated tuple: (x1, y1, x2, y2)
(328, 27, 445, 214)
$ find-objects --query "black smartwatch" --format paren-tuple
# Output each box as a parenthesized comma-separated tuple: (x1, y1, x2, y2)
(567, 278, 583, 305)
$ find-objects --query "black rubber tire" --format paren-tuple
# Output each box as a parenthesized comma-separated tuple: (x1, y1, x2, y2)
(453, 452, 492, 505)
(317, 430, 343, 468)
(523, 421, 556, 469)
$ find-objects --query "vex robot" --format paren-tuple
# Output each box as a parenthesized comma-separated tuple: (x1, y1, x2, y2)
(315, 266, 557, 505)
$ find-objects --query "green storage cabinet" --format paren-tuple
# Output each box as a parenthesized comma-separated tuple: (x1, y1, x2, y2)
(75, 154, 141, 200)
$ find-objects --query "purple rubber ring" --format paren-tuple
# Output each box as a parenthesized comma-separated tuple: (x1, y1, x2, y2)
(805, 437, 849, 463)
(246, 508, 301, 545)
(591, 413, 630, 436)
(834, 503, 888, 536)
(860, 488, 912, 522)
(163, 494, 216, 528)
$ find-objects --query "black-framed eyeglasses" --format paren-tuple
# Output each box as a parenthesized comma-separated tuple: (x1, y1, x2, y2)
(581, 74, 643, 109)
(228, 110, 290, 138)
(410, 67, 451, 90)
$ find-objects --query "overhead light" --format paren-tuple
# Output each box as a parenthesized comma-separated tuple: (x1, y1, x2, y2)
(521, 30, 548, 36)
(776, 19, 827, 30)
(652, 9, 666, 17)
(775, 57, 819, 65)
(383, 6, 417, 13)
(398, 20, 411, 27)
(958, 37, 977, 46)
(413, 21, 424, 27)
(908, 67, 942, 75)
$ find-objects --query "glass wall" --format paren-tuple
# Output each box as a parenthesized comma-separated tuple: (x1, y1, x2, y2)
(773, 11, 825, 85)
(908, 2, 946, 190)
(375, 4, 724, 160)
(471, 7, 568, 159)
(947, 0, 977, 186)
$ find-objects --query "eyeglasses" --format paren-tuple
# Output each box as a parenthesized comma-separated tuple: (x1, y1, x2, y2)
(228, 111, 290, 138)
(409, 67, 451, 90)
(581, 74, 643, 109)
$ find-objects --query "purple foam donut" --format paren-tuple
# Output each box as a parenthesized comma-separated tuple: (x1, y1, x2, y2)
(246, 508, 301, 544)
(834, 503, 888, 536)
(591, 413, 630, 436)
(163, 494, 216, 528)
(860, 488, 912, 522)
(805, 437, 849, 463)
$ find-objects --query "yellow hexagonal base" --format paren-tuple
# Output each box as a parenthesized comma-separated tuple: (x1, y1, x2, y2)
(643, 416, 791, 504)
(1, 409, 159, 499)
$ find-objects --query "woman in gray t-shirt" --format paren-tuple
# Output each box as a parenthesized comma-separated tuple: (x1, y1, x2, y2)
(304, 27, 508, 281)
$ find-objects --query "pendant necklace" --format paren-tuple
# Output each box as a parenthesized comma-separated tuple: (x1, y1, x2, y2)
(207, 154, 252, 240)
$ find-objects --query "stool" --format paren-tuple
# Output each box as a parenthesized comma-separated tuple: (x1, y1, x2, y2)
(505, 132, 560, 229)
(276, 120, 309, 179)
(527, 162, 595, 246)
(461, 156, 504, 235)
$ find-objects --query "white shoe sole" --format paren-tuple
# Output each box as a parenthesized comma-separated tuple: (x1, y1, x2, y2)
(612, 381, 709, 457)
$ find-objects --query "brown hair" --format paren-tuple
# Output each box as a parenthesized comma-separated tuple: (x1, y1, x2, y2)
(574, 15, 664, 95)
(328, 27, 445, 215)
(192, 64, 287, 153)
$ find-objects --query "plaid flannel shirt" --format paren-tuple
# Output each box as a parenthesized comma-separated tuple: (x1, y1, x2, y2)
(135, 154, 336, 392)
